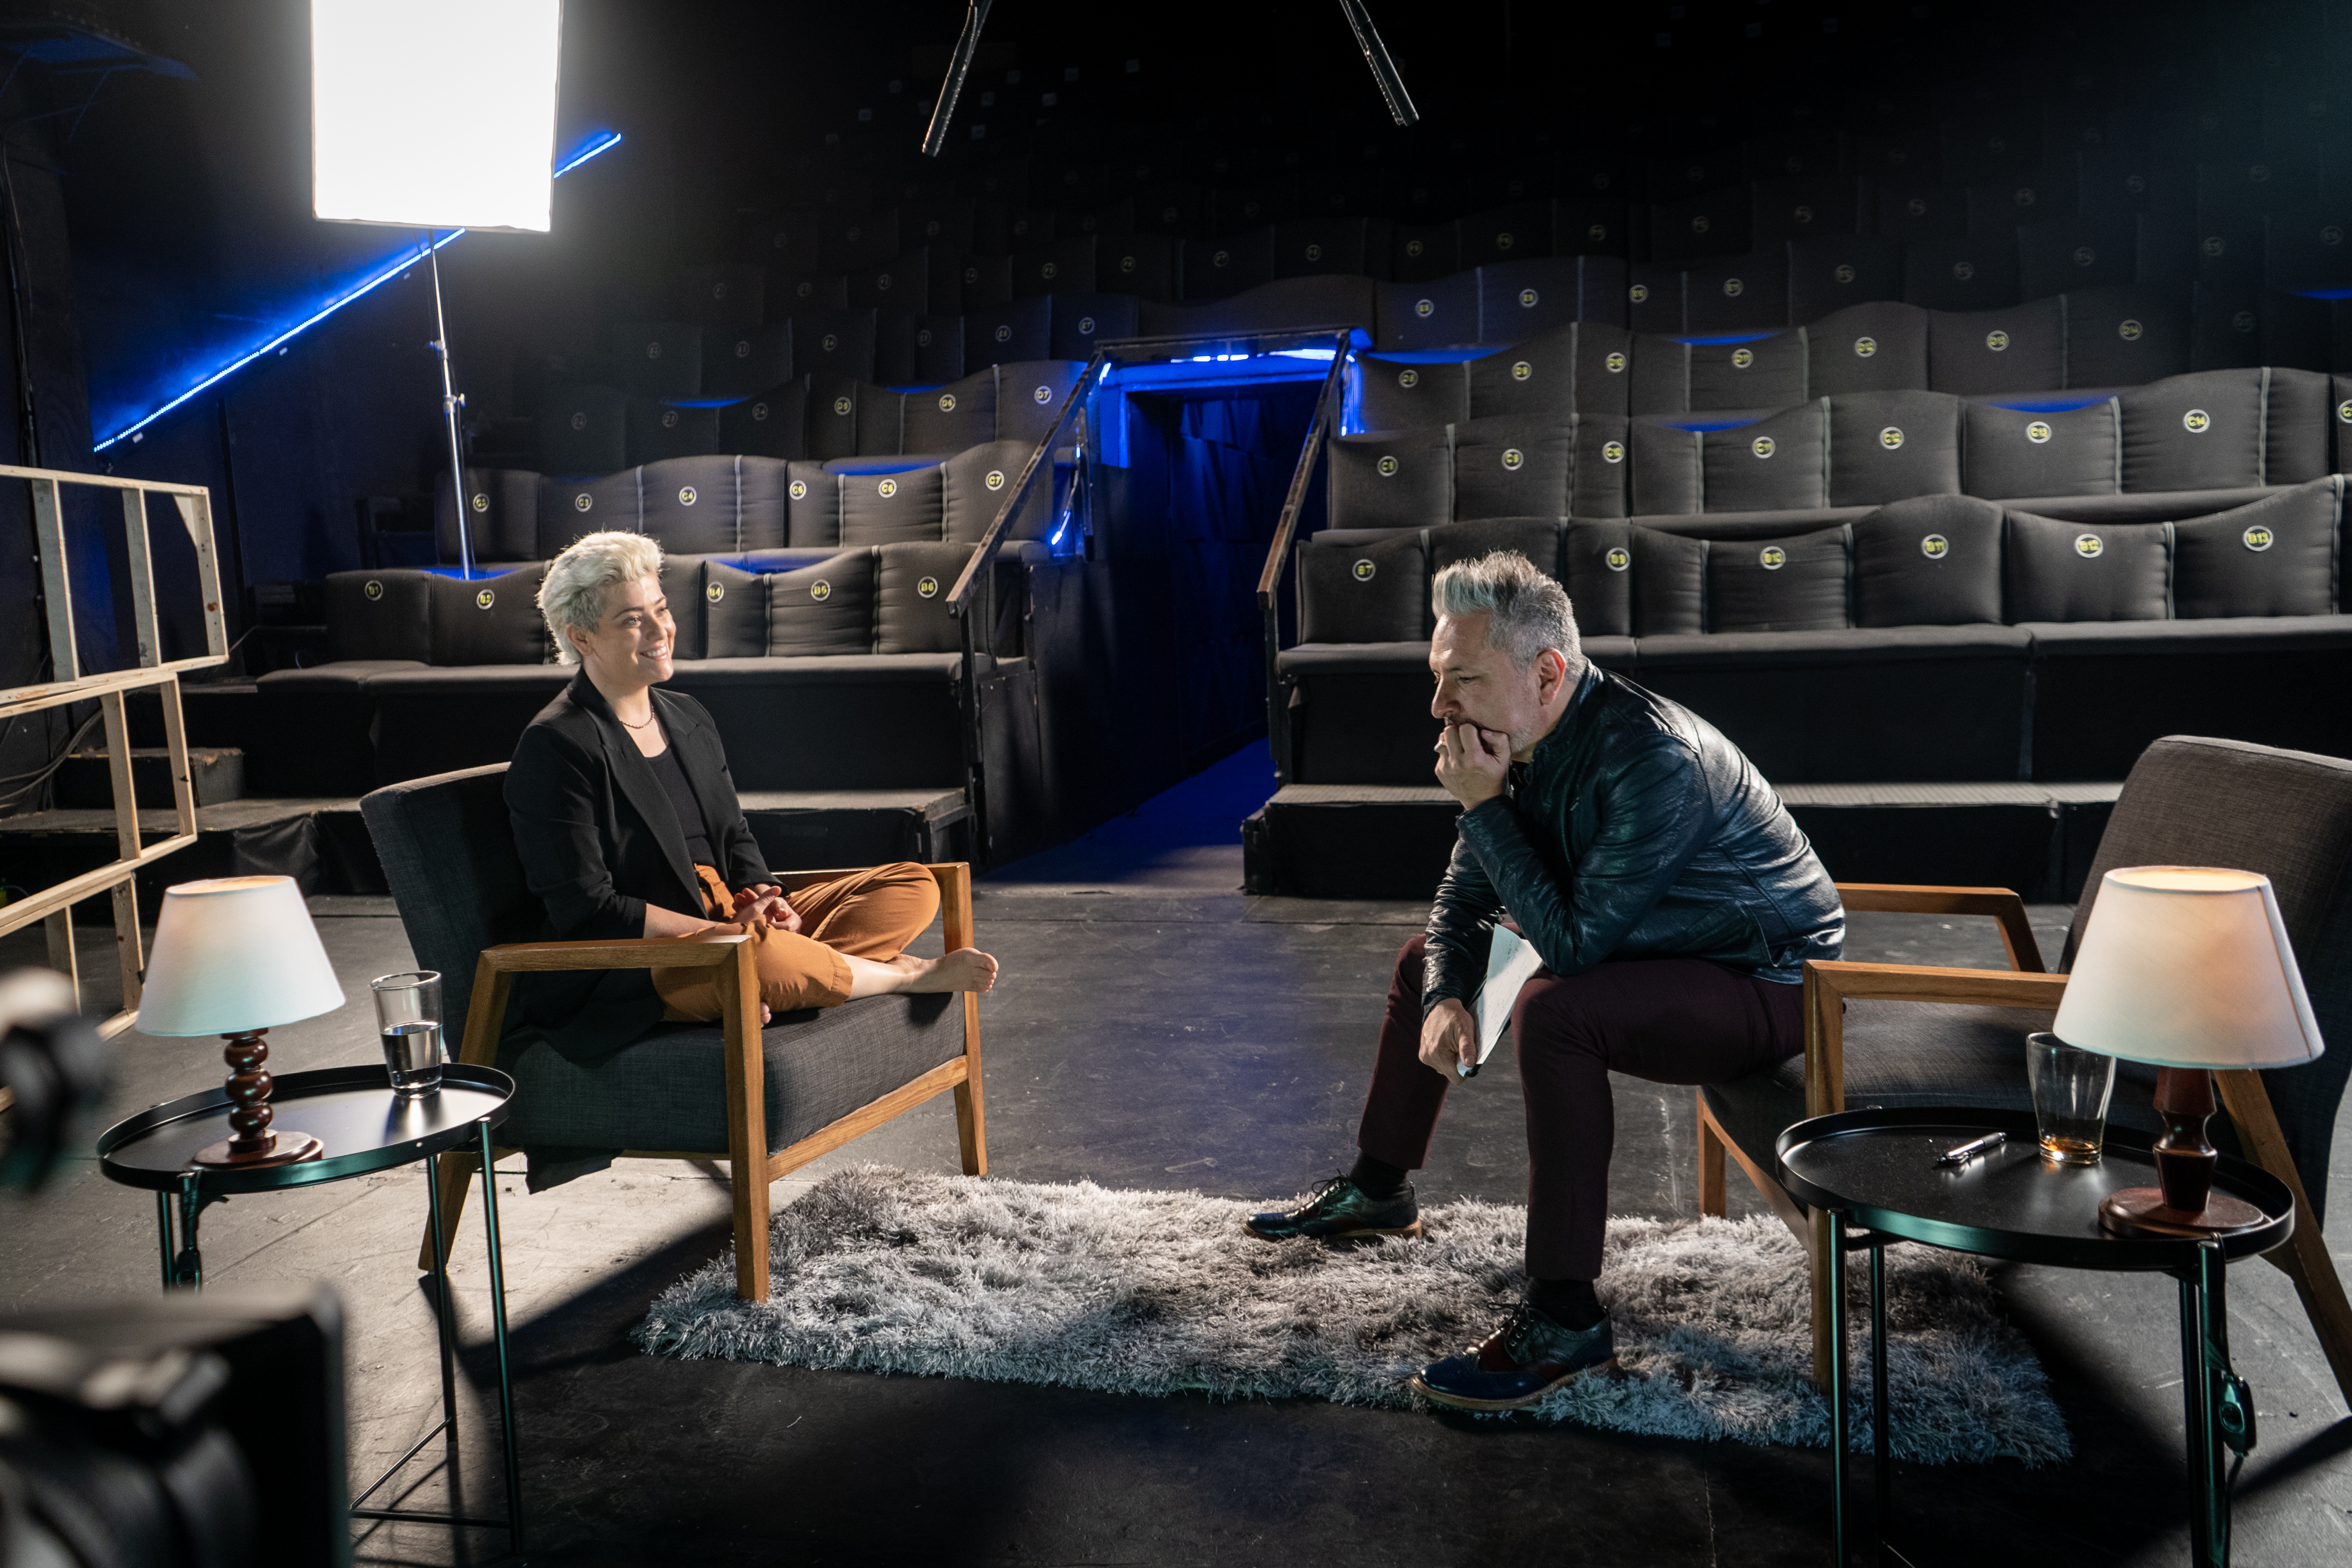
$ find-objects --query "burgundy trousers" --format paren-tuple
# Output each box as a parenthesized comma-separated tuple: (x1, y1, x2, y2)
(1358, 934, 1804, 1280)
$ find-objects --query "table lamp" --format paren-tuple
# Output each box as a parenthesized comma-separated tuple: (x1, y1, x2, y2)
(2053, 866, 2326, 1237)
(138, 875, 347, 1168)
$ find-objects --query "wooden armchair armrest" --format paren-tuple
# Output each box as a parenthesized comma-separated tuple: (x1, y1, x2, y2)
(1833, 882, 2046, 972)
(457, 933, 755, 1069)
(1802, 959, 2070, 1118)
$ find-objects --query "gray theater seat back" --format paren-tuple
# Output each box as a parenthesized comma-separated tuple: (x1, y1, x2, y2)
(1962, 400, 2122, 500)
(2119, 370, 2266, 493)
(1452, 415, 1573, 521)
(1361, 355, 1471, 431)
(1299, 532, 1428, 644)
(1702, 402, 1829, 514)
(1330, 427, 1453, 530)
(1707, 525, 1851, 633)
(2173, 479, 2343, 618)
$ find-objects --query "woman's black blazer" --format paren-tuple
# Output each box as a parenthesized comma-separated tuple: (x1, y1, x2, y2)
(503, 670, 771, 1062)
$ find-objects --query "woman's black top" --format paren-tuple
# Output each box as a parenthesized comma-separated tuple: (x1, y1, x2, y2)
(503, 671, 772, 1062)
(645, 742, 714, 870)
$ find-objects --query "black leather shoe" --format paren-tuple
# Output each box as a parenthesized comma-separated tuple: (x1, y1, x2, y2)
(1244, 1175, 1420, 1243)
(1409, 1299, 1615, 1411)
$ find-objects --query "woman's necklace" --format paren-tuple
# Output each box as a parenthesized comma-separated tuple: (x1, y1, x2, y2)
(617, 708, 658, 731)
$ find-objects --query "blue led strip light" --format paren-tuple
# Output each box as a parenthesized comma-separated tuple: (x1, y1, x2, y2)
(94, 130, 623, 452)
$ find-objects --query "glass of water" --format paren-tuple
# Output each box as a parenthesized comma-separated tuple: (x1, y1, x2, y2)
(372, 971, 445, 1097)
(2026, 1031, 2115, 1165)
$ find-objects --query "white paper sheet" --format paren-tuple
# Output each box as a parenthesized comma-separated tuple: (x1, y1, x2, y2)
(1467, 925, 1544, 1077)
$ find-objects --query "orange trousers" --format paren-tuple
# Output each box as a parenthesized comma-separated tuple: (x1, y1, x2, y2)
(651, 862, 940, 1019)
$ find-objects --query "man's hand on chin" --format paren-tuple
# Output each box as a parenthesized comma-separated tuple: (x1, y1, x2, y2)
(1434, 719, 1511, 807)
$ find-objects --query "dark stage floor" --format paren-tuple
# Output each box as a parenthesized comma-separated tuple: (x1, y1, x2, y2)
(4, 744, 2349, 1566)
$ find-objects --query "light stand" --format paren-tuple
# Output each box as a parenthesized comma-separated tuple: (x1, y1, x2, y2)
(1338, 0, 1419, 128)
(921, 0, 993, 158)
(424, 234, 475, 579)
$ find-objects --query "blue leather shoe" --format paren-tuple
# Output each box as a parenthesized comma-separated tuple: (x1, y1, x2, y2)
(1410, 1299, 1615, 1410)
(1243, 1175, 1421, 1243)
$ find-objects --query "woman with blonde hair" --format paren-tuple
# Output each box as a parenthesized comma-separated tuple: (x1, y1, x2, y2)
(504, 530, 996, 1060)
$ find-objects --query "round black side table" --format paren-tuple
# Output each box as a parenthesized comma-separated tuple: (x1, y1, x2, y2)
(97, 1063, 523, 1551)
(1777, 1106, 2293, 1568)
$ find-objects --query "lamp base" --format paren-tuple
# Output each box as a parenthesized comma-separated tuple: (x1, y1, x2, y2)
(192, 1130, 323, 1169)
(2099, 1185, 2267, 1239)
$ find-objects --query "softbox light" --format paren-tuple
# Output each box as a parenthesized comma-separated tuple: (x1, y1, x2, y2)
(312, 0, 563, 232)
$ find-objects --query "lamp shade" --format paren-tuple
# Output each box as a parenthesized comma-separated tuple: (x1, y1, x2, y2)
(137, 876, 346, 1037)
(2053, 866, 2324, 1070)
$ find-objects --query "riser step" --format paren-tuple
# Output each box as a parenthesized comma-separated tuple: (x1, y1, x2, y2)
(54, 749, 245, 809)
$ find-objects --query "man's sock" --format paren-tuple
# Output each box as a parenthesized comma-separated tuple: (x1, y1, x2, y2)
(1529, 1276, 1606, 1331)
(1346, 1153, 1411, 1200)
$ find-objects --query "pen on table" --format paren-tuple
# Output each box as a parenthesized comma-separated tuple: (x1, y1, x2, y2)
(1936, 1131, 2006, 1166)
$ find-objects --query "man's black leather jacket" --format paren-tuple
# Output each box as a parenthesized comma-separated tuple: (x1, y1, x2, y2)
(1423, 665, 1844, 1006)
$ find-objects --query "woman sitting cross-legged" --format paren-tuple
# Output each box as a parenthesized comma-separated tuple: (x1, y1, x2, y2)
(505, 530, 997, 1060)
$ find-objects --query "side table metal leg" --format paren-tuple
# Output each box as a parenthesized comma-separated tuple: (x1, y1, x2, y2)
(172, 1172, 204, 1288)
(1870, 1240, 1890, 1567)
(2199, 1241, 2233, 1568)
(2179, 1261, 2216, 1567)
(423, 1150, 460, 1446)
(1827, 1213, 1849, 1567)
(478, 1119, 525, 1549)
(154, 1191, 176, 1289)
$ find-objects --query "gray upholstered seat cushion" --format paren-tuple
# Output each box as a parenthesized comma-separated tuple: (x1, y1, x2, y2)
(1703, 1000, 2161, 1177)
(498, 994, 965, 1157)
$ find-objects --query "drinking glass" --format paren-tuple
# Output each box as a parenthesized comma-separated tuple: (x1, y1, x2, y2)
(372, 971, 445, 1097)
(2026, 1030, 2114, 1165)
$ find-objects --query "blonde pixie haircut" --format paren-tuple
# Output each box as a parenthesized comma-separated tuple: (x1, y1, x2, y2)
(538, 530, 664, 664)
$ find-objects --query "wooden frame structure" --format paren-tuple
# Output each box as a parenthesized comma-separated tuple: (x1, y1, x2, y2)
(0, 466, 228, 1039)
(419, 863, 988, 1301)
(1696, 882, 2352, 1402)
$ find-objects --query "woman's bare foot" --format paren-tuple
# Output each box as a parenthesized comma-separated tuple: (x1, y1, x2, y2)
(890, 948, 999, 994)
(842, 948, 1000, 1000)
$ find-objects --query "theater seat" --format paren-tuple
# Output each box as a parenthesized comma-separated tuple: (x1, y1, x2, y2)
(1475, 258, 1583, 341)
(995, 361, 1089, 444)
(895, 372, 989, 455)
(2062, 286, 2192, 388)
(538, 384, 628, 477)
(700, 323, 794, 400)
(612, 320, 703, 400)
(2118, 369, 2266, 493)
(434, 469, 539, 565)
(1960, 399, 2121, 500)
(1683, 252, 1791, 333)
(1686, 331, 1809, 412)
(1806, 301, 1931, 397)
(536, 471, 641, 557)
(720, 383, 808, 462)
(1329, 427, 1453, 530)
(626, 400, 720, 467)
(1827, 390, 1964, 507)
(1701, 403, 1829, 515)
(1903, 237, 2022, 312)
(1787, 235, 1905, 325)
(1358, 356, 1470, 432)
(1926, 299, 2065, 395)
(1451, 416, 1572, 521)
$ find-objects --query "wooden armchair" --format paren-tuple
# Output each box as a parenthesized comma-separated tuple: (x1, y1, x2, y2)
(360, 765, 986, 1302)
(1698, 738, 2352, 1402)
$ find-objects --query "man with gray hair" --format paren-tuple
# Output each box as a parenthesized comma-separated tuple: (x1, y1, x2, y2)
(1247, 550, 1843, 1411)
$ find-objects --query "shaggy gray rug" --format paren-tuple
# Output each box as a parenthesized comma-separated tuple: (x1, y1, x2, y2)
(634, 1166, 2072, 1466)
